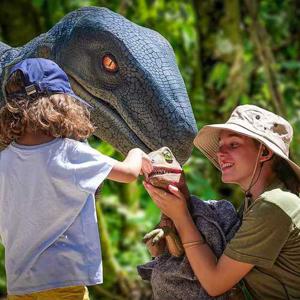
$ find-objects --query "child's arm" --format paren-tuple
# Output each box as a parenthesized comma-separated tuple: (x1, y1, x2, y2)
(107, 148, 152, 183)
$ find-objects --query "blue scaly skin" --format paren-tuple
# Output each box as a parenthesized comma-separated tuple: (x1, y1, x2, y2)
(0, 7, 197, 163)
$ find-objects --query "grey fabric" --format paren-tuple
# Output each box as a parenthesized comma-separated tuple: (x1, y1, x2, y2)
(137, 196, 241, 300)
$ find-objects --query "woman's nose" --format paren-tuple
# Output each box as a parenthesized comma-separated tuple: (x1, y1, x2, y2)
(217, 145, 227, 156)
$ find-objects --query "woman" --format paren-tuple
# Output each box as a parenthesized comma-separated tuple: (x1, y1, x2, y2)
(143, 105, 300, 299)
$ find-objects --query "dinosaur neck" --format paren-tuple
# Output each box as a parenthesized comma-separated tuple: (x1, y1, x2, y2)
(0, 41, 19, 104)
(0, 41, 11, 56)
(0, 25, 64, 103)
(0, 41, 21, 69)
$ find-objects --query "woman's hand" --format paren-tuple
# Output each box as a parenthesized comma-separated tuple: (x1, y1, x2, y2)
(143, 182, 190, 222)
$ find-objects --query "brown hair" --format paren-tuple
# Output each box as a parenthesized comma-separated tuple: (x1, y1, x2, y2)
(272, 155, 300, 196)
(0, 70, 95, 146)
(252, 139, 300, 195)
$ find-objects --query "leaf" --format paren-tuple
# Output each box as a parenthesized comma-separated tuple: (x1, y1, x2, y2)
(280, 61, 300, 70)
(207, 63, 230, 91)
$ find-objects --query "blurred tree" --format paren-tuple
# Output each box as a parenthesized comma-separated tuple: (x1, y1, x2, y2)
(0, 0, 42, 46)
(244, 0, 285, 116)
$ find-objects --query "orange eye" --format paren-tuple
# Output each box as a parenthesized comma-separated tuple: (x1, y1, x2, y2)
(102, 54, 118, 73)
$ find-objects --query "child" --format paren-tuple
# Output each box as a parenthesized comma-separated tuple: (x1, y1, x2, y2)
(0, 58, 152, 299)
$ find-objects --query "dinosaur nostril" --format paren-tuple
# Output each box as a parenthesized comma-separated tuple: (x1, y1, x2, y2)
(102, 54, 118, 73)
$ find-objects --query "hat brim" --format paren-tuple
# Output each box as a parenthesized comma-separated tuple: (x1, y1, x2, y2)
(194, 123, 300, 181)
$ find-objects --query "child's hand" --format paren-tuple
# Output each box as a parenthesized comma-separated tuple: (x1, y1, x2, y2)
(141, 152, 153, 175)
(128, 148, 153, 175)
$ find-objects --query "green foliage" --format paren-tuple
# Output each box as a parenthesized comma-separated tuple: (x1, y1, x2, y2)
(207, 63, 229, 91)
(0, 245, 6, 294)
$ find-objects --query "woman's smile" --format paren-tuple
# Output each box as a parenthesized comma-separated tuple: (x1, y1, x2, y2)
(220, 162, 234, 171)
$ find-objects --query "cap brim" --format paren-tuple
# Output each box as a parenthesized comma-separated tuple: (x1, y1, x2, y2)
(69, 93, 93, 109)
(194, 123, 300, 181)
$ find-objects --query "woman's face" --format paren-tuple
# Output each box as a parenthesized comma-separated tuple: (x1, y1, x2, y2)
(217, 130, 260, 189)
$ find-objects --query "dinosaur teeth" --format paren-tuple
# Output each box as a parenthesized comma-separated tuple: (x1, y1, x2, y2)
(147, 168, 182, 178)
(155, 170, 167, 174)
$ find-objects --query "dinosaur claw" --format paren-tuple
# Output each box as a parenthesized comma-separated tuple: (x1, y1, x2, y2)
(143, 228, 167, 257)
(143, 228, 165, 244)
(152, 237, 160, 244)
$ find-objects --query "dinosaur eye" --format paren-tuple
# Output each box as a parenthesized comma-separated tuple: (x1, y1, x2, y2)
(163, 150, 173, 164)
(102, 54, 118, 73)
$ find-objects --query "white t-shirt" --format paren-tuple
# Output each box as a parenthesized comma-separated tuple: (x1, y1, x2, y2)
(0, 138, 115, 295)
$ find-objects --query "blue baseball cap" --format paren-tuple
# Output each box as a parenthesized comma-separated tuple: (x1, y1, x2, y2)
(6, 58, 92, 108)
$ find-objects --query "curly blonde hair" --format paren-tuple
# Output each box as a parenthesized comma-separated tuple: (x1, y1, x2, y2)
(0, 70, 95, 146)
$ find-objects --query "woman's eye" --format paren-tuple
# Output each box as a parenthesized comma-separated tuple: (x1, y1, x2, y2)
(230, 143, 238, 148)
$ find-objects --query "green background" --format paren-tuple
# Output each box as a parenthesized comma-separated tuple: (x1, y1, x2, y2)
(0, 0, 299, 299)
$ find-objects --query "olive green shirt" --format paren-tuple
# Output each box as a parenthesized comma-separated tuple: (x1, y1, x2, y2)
(224, 182, 300, 300)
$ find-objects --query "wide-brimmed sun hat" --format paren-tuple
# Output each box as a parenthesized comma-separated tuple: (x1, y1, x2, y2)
(194, 104, 300, 180)
(5, 58, 92, 108)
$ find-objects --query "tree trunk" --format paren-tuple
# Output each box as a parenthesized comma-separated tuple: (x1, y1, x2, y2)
(94, 199, 134, 298)
(221, 0, 248, 106)
(191, 0, 205, 93)
(244, 0, 286, 116)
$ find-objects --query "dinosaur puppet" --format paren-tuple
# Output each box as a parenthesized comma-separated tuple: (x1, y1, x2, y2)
(0, 6, 197, 163)
(139, 147, 242, 300)
(143, 146, 188, 257)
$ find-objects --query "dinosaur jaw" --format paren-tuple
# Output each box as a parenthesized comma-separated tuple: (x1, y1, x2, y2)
(146, 167, 182, 189)
(67, 73, 153, 154)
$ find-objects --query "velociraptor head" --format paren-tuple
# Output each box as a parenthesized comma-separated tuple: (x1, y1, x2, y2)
(53, 7, 196, 164)
(146, 147, 189, 198)
(0, 7, 197, 164)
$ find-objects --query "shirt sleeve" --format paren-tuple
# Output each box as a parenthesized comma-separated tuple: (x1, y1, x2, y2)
(70, 141, 115, 194)
(224, 199, 292, 268)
